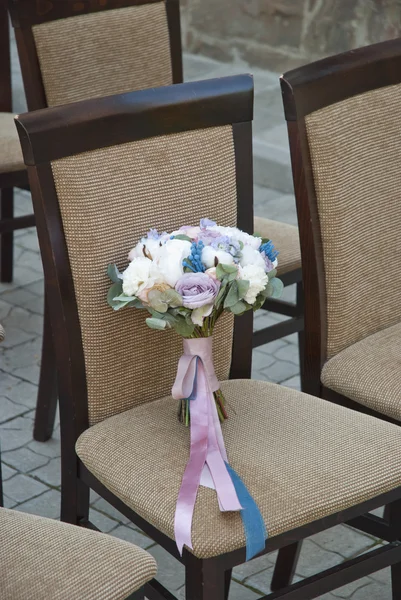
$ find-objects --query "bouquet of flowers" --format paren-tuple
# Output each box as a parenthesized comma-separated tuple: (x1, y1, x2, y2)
(107, 219, 281, 559)
(107, 219, 282, 424)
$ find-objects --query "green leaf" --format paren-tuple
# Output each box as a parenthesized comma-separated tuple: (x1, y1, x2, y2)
(252, 294, 266, 312)
(147, 289, 168, 313)
(264, 277, 284, 299)
(146, 317, 168, 330)
(229, 300, 248, 315)
(127, 299, 145, 309)
(237, 279, 249, 299)
(107, 282, 123, 308)
(214, 280, 228, 309)
(223, 281, 239, 308)
(173, 234, 192, 242)
(267, 268, 277, 280)
(107, 263, 122, 284)
(112, 294, 136, 302)
(171, 315, 195, 337)
(161, 289, 183, 308)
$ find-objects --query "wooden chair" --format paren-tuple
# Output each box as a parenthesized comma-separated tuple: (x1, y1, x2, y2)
(15, 75, 401, 600)
(270, 38, 401, 592)
(0, 0, 31, 284)
(0, 508, 156, 598)
(7, 0, 303, 442)
(0, 326, 157, 599)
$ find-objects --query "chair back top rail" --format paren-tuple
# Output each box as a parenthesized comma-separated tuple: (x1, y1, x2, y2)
(16, 75, 254, 165)
(8, 0, 170, 27)
(281, 37, 401, 120)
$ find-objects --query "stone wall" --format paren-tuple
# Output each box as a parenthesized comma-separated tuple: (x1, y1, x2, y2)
(180, 0, 401, 72)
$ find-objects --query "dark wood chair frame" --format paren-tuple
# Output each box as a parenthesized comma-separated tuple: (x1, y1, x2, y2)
(270, 38, 401, 594)
(8, 0, 305, 443)
(7, 0, 183, 442)
(15, 75, 401, 600)
(0, 0, 31, 283)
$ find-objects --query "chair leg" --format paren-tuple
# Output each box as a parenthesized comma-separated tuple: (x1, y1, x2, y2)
(61, 470, 90, 525)
(1, 187, 14, 283)
(33, 295, 58, 441)
(271, 541, 302, 592)
(392, 564, 401, 599)
(185, 555, 226, 600)
(296, 281, 305, 392)
(224, 568, 232, 600)
(0, 446, 3, 507)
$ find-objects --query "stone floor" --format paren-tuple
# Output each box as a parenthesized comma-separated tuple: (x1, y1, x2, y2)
(0, 39, 392, 600)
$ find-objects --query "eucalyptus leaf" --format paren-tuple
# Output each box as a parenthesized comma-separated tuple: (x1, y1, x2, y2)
(173, 234, 192, 242)
(267, 268, 277, 280)
(171, 315, 195, 337)
(147, 289, 168, 313)
(161, 289, 183, 308)
(229, 300, 247, 315)
(265, 277, 284, 299)
(107, 263, 122, 284)
(146, 317, 168, 330)
(237, 279, 249, 299)
(224, 281, 239, 308)
(112, 294, 137, 302)
(107, 282, 123, 308)
(252, 294, 266, 311)
(214, 280, 228, 309)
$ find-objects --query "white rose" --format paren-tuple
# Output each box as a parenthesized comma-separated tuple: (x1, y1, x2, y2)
(238, 264, 268, 305)
(122, 257, 164, 297)
(201, 246, 234, 269)
(156, 239, 191, 287)
(239, 245, 266, 270)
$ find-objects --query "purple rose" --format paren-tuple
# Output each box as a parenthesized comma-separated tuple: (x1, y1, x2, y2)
(175, 273, 220, 309)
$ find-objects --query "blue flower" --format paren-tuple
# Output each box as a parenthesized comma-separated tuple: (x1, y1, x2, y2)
(147, 228, 167, 240)
(211, 236, 242, 262)
(260, 240, 279, 262)
(200, 218, 216, 229)
(183, 241, 206, 273)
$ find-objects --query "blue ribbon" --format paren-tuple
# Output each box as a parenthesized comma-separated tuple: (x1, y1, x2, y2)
(225, 462, 267, 560)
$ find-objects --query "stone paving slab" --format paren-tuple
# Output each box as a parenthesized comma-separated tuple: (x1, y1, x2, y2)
(0, 38, 393, 599)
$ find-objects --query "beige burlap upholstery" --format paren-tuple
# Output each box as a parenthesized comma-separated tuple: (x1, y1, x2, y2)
(51, 126, 236, 425)
(254, 216, 301, 276)
(0, 507, 156, 599)
(0, 113, 25, 173)
(76, 378, 401, 559)
(322, 321, 401, 422)
(305, 83, 401, 358)
(32, 3, 172, 107)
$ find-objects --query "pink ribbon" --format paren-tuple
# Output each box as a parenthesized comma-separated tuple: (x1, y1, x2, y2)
(172, 337, 242, 554)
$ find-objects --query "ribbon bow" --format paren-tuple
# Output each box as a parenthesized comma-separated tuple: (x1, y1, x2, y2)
(172, 337, 266, 560)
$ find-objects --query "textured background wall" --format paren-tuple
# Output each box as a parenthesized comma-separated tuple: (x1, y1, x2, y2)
(180, 0, 401, 72)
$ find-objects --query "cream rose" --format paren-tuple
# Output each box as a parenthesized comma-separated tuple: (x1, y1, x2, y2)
(238, 264, 268, 304)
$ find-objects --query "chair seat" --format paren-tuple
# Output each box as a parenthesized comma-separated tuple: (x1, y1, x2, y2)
(0, 507, 157, 600)
(76, 379, 401, 559)
(254, 216, 301, 277)
(0, 113, 25, 173)
(322, 322, 401, 422)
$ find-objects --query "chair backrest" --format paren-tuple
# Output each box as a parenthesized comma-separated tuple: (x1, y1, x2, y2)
(15, 76, 254, 433)
(8, 0, 182, 111)
(0, 0, 11, 113)
(281, 39, 401, 395)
